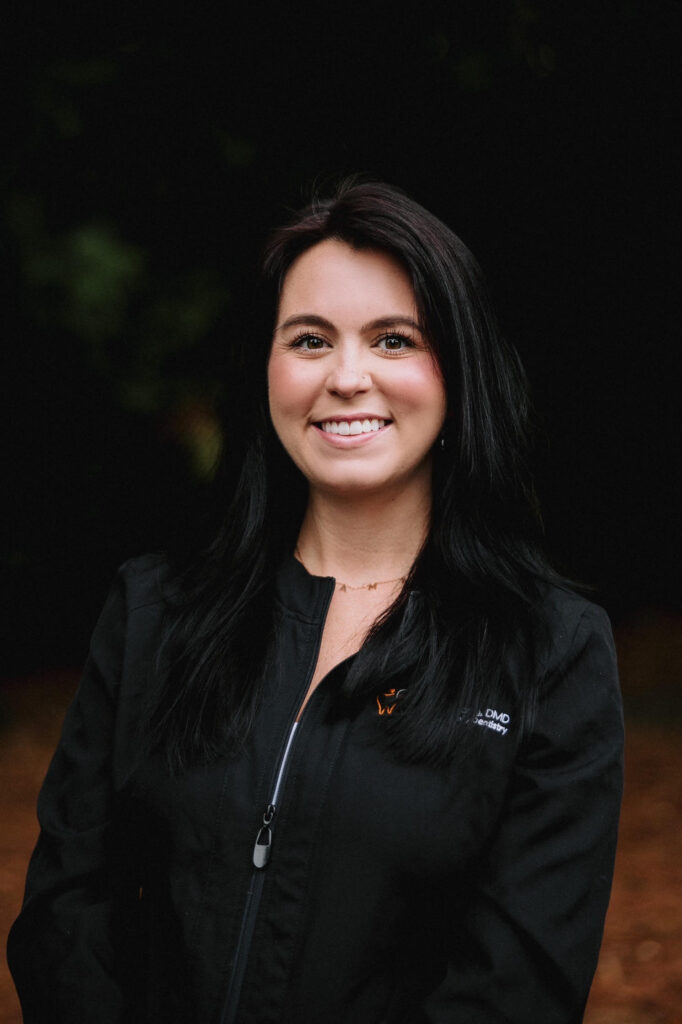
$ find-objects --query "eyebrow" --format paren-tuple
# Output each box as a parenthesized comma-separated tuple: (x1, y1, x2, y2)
(275, 313, 424, 334)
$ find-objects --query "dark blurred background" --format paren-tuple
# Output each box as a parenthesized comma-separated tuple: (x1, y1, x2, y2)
(2, 6, 682, 1020)
(3, 0, 680, 674)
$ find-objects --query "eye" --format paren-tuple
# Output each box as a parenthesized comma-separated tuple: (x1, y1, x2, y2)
(290, 332, 328, 352)
(374, 333, 415, 354)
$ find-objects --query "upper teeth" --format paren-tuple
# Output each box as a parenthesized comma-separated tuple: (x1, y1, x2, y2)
(321, 418, 386, 435)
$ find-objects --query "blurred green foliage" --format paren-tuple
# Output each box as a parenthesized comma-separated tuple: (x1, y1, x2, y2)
(5, 0, 575, 462)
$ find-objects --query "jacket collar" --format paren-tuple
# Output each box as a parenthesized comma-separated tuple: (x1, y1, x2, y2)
(275, 553, 336, 622)
(275, 552, 422, 626)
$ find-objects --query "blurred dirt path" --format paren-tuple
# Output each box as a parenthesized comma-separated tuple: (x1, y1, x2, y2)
(0, 672, 78, 1024)
(1, 672, 681, 1023)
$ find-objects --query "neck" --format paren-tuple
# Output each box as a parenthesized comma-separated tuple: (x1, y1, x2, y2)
(295, 482, 431, 585)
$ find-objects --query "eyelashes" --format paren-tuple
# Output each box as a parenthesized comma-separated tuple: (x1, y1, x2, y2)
(289, 331, 327, 351)
(288, 329, 417, 354)
(375, 333, 416, 353)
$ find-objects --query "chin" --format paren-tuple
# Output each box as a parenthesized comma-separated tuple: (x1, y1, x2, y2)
(313, 472, 412, 499)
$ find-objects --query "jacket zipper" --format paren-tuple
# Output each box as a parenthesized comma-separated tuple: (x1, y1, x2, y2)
(220, 581, 334, 1024)
(220, 722, 299, 1024)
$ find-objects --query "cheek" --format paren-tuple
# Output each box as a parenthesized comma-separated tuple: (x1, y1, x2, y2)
(267, 355, 294, 417)
(395, 363, 447, 417)
(267, 355, 314, 427)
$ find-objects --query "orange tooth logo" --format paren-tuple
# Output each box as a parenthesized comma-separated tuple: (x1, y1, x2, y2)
(376, 688, 407, 715)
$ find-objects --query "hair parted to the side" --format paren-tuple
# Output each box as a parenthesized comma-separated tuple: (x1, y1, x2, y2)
(149, 178, 564, 772)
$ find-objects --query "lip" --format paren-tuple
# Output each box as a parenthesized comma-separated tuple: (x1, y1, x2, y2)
(313, 413, 390, 423)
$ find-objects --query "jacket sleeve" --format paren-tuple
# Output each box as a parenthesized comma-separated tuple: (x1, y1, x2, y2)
(7, 567, 145, 1023)
(421, 603, 624, 1024)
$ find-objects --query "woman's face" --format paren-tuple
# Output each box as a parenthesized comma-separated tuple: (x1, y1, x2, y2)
(267, 239, 447, 501)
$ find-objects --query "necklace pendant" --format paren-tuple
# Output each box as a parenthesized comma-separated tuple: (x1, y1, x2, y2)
(338, 583, 347, 592)
(367, 582, 378, 590)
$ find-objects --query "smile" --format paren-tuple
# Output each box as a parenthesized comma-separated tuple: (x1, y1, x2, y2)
(319, 418, 387, 435)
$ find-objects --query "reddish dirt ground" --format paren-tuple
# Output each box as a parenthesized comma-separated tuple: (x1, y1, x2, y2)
(1, 654, 681, 1024)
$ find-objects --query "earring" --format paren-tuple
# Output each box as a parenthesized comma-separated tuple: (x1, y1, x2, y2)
(439, 435, 446, 450)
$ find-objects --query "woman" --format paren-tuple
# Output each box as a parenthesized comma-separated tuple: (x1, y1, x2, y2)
(8, 181, 623, 1023)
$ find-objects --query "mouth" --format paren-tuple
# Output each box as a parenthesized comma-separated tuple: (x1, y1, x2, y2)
(315, 417, 390, 436)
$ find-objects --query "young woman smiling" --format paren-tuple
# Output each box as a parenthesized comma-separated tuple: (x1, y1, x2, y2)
(9, 181, 623, 1024)
(268, 238, 447, 715)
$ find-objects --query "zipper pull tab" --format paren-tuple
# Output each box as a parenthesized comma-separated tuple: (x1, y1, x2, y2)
(252, 804, 276, 869)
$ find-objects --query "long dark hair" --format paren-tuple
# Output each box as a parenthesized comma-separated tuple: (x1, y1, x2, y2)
(150, 179, 562, 771)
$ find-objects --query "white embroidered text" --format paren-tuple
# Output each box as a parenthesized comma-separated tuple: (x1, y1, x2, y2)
(473, 708, 511, 736)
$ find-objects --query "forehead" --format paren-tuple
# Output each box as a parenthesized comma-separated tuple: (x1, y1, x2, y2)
(277, 239, 417, 322)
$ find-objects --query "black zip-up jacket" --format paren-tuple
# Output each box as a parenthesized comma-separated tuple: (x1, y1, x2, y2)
(8, 554, 623, 1023)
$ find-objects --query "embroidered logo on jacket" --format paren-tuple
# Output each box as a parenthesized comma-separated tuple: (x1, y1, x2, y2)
(473, 707, 511, 736)
(376, 688, 407, 715)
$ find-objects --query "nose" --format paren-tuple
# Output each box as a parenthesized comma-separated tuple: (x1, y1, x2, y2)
(325, 346, 372, 397)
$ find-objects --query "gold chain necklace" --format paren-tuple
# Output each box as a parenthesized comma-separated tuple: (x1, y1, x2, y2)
(294, 548, 407, 592)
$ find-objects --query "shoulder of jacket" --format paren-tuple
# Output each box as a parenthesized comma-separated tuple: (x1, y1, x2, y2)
(531, 582, 614, 674)
(536, 581, 610, 628)
(115, 552, 174, 613)
(517, 584, 622, 765)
